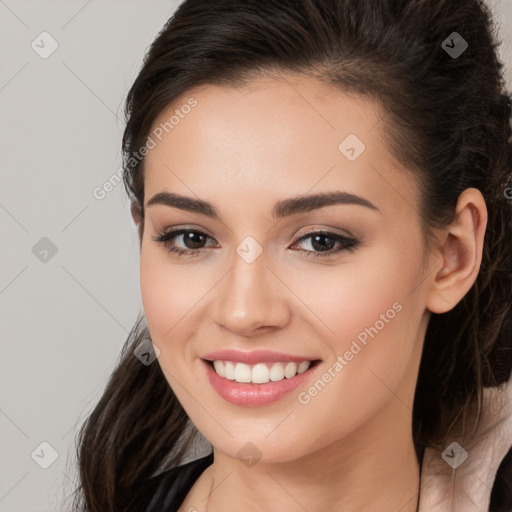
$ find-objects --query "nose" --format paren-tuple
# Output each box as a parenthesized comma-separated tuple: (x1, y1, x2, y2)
(211, 249, 291, 336)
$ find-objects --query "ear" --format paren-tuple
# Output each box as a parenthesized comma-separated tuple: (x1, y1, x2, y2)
(130, 201, 143, 226)
(426, 188, 487, 314)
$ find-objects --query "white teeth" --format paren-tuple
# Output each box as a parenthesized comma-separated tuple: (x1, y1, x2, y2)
(251, 363, 270, 384)
(211, 360, 312, 383)
(269, 363, 285, 381)
(213, 360, 225, 377)
(224, 361, 236, 380)
(297, 361, 310, 374)
(234, 362, 252, 383)
(284, 362, 297, 378)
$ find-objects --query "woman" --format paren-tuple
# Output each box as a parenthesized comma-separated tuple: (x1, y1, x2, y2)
(72, 0, 512, 510)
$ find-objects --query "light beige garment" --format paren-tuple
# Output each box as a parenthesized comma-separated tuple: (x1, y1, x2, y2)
(419, 376, 512, 512)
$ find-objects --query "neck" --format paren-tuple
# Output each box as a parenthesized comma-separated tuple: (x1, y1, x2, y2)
(204, 396, 420, 512)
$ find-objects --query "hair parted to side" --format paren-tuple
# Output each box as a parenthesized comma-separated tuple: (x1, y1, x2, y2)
(72, 1, 512, 510)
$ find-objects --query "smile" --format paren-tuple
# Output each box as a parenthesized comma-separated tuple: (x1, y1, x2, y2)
(201, 354, 322, 406)
(210, 360, 312, 383)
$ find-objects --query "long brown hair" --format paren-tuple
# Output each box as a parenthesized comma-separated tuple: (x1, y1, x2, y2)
(72, 1, 512, 510)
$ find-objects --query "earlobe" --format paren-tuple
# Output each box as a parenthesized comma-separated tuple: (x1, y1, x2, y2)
(426, 188, 487, 314)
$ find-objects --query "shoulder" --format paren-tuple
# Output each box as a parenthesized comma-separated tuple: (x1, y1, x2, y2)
(127, 452, 214, 512)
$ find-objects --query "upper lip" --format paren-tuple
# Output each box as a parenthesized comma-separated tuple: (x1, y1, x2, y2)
(202, 349, 320, 364)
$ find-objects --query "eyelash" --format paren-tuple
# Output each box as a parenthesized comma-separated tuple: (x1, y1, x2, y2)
(152, 228, 360, 259)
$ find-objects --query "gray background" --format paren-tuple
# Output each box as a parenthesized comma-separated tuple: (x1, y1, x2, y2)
(0, 1, 510, 510)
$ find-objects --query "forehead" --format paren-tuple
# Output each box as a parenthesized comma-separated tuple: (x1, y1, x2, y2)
(143, 73, 418, 220)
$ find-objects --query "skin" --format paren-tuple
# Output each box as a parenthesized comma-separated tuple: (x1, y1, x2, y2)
(133, 72, 487, 512)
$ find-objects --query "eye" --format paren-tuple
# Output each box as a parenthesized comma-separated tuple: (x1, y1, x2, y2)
(152, 228, 216, 258)
(152, 228, 360, 259)
(290, 230, 360, 259)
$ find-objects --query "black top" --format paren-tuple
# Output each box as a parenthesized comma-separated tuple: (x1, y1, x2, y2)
(129, 453, 214, 512)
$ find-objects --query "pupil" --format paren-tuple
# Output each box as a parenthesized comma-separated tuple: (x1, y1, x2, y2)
(312, 234, 335, 252)
(185, 232, 205, 249)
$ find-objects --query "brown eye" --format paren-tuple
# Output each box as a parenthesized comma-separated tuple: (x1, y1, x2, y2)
(180, 231, 208, 249)
(152, 229, 216, 258)
(291, 231, 360, 258)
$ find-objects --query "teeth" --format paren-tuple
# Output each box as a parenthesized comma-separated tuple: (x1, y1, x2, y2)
(211, 360, 312, 383)
(213, 360, 226, 378)
(269, 363, 284, 381)
(297, 361, 310, 374)
(224, 361, 236, 380)
(252, 363, 270, 384)
(284, 362, 297, 378)
(234, 362, 252, 383)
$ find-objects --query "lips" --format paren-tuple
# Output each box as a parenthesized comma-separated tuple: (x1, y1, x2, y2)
(201, 349, 322, 406)
(202, 348, 319, 365)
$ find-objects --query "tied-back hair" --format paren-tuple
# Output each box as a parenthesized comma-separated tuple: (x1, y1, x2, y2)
(72, 1, 512, 510)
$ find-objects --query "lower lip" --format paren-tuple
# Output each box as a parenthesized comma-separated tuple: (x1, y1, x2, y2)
(202, 360, 320, 407)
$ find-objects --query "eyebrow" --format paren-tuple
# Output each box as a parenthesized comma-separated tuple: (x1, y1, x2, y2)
(146, 190, 379, 219)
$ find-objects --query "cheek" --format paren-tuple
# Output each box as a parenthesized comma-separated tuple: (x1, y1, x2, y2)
(293, 299, 419, 454)
(140, 246, 191, 347)
(281, 233, 423, 350)
(285, 238, 424, 418)
(139, 244, 217, 369)
(140, 253, 171, 336)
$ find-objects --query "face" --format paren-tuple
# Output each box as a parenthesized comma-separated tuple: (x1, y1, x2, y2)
(139, 73, 433, 464)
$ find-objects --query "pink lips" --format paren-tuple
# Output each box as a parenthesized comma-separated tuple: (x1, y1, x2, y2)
(202, 348, 316, 364)
(201, 349, 321, 407)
